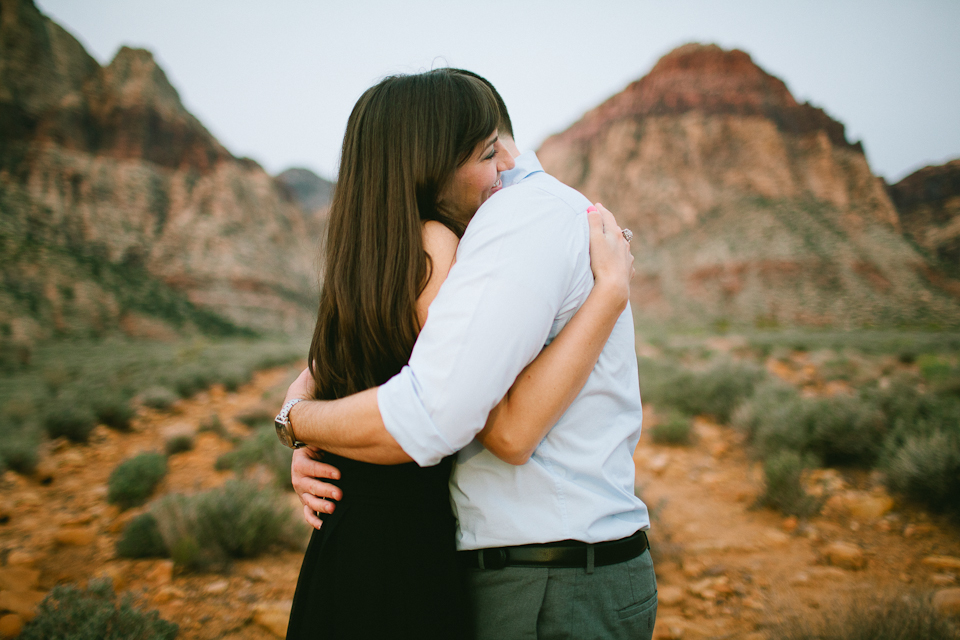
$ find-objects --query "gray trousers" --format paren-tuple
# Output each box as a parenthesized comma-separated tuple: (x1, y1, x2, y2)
(465, 548, 657, 639)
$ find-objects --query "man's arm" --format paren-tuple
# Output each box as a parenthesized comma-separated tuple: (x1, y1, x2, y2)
(288, 181, 584, 466)
(284, 368, 409, 464)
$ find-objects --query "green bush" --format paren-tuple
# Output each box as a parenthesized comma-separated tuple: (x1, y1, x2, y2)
(883, 430, 960, 518)
(44, 401, 97, 442)
(193, 480, 298, 558)
(918, 354, 952, 382)
(91, 392, 135, 431)
(116, 513, 167, 558)
(19, 579, 178, 640)
(139, 386, 178, 411)
(173, 363, 214, 398)
(151, 480, 299, 570)
(771, 590, 959, 640)
(651, 413, 692, 446)
(234, 407, 275, 428)
(216, 363, 251, 392)
(107, 452, 168, 510)
(215, 427, 292, 487)
(198, 413, 231, 440)
(640, 358, 764, 423)
(0, 426, 40, 475)
(737, 384, 885, 467)
(758, 450, 820, 517)
(164, 434, 194, 456)
(41, 363, 73, 394)
(2, 395, 36, 422)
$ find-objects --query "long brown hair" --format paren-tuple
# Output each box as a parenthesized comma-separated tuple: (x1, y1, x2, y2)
(309, 70, 500, 400)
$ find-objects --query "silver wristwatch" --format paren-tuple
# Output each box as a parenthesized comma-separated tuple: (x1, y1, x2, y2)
(275, 398, 306, 449)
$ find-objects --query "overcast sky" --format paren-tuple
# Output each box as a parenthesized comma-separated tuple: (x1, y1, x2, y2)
(36, 0, 960, 183)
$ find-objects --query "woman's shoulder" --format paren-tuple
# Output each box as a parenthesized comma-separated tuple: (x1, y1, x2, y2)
(421, 220, 458, 266)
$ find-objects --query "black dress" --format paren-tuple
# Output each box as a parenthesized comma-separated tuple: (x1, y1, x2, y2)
(285, 452, 471, 639)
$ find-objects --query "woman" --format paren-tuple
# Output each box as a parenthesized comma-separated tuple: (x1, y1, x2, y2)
(285, 70, 634, 639)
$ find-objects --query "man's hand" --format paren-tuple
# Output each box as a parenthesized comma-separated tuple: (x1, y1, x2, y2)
(292, 446, 342, 530)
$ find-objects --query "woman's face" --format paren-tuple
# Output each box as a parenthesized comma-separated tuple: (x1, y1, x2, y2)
(440, 132, 515, 223)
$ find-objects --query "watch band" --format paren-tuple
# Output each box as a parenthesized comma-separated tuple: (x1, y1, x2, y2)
(277, 398, 304, 426)
(275, 398, 306, 449)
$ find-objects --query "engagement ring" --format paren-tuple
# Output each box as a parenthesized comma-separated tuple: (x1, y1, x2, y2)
(622, 228, 633, 243)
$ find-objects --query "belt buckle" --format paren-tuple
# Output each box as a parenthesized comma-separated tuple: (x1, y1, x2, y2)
(480, 548, 507, 570)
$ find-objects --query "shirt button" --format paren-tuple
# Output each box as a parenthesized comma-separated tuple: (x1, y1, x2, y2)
(555, 467, 567, 478)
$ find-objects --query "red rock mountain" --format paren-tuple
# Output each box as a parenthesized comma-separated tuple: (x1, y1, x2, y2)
(539, 44, 960, 328)
(887, 158, 960, 276)
(0, 0, 318, 343)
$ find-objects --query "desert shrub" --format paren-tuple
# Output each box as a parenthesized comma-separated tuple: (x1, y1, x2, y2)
(883, 430, 960, 518)
(41, 363, 73, 394)
(90, 392, 135, 431)
(215, 427, 292, 487)
(640, 358, 764, 422)
(234, 406, 275, 428)
(803, 396, 885, 466)
(758, 450, 820, 517)
(918, 354, 952, 382)
(44, 400, 97, 442)
(19, 578, 178, 640)
(116, 513, 167, 558)
(651, 412, 692, 446)
(216, 363, 251, 392)
(173, 363, 215, 398)
(164, 433, 194, 455)
(151, 480, 299, 570)
(734, 382, 807, 453)
(198, 413, 233, 441)
(771, 590, 959, 640)
(2, 395, 36, 422)
(107, 452, 167, 510)
(737, 384, 885, 467)
(192, 479, 298, 558)
(0, 426, 40, 475)
(0, 337, 31, 372)
(139, 386, 177, 410)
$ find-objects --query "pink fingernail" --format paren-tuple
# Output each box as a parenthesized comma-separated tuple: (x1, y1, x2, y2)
(586, 206, 597, 213)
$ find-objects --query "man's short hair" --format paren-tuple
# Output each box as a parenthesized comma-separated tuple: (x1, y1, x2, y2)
(447, 68, 514, 139)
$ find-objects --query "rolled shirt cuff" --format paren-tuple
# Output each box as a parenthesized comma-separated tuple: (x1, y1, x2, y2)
(377, 366, 456, 467)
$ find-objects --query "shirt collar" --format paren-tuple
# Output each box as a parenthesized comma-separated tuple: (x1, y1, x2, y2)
(500, 150, 544, 188)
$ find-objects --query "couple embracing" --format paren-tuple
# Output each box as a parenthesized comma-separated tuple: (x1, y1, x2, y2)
(274, 69, 657, 639)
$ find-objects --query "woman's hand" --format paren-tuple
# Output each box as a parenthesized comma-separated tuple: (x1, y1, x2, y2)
(586, 203, 635, 312)
(292, 446, 343, 530)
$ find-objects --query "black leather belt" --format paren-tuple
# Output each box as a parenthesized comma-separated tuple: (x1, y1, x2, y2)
(460, 529, 649, 571)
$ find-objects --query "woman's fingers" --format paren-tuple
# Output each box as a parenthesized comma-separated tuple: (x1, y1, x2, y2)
(303, 504, 324, 530)
(595, 203, 621, 238)
(302, 488, 337, 513)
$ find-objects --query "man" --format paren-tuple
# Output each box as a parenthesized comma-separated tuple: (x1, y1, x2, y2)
(282, 71, 656, 638)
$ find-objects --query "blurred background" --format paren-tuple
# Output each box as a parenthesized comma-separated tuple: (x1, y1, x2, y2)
(1, 1, 959, 639)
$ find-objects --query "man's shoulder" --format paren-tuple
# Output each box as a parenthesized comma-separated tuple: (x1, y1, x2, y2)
(508, 172, 591, 215)
(479, 172, 591, 228)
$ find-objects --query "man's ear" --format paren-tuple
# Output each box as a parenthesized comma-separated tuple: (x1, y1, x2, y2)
(500, 134, 520, 159)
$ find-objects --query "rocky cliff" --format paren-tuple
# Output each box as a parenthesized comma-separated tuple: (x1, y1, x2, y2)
(888, 158, 960, 277)
(539, 43, 960, 328)
(0, 0, 319, 343)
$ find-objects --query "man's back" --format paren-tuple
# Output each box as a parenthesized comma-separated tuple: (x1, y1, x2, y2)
(378, 152, 648, 550)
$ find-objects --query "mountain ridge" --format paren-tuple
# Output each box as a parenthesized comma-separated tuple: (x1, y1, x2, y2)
(0, 0, 319, 345)
(538, 43, 960, 328)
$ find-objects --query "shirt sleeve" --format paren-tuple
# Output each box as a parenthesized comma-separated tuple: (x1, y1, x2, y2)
(377, 184, 586, 466)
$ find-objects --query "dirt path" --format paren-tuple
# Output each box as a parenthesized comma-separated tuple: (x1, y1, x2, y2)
(1, 366, 959, 639)
(636, 410, 960, 639)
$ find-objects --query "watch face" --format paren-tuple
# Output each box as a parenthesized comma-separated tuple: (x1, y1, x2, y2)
(275, 419, 293, 448)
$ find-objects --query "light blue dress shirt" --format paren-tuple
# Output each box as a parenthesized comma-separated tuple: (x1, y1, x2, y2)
(378, 151, 649, 550)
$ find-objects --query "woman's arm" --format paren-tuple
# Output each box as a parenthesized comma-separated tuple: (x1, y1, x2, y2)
(476, 204, 635, 465)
